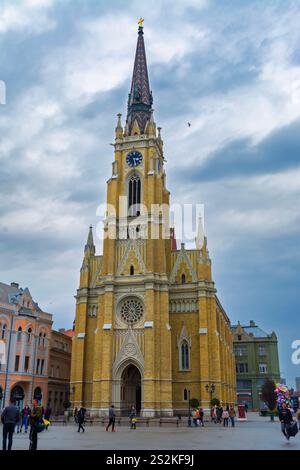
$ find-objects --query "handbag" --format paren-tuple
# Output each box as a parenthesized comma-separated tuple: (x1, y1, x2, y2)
(286, 421, 298, 437)
(36, 422, 45, 433)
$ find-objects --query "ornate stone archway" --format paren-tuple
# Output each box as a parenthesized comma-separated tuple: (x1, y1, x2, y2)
(112, 358, 144, 416)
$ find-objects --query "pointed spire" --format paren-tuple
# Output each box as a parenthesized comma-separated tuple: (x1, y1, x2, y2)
(127, 20, 153, 135)
(196, 215, 205, 250)
(115, 113, 123, 139)
(84, 225, 95, 257)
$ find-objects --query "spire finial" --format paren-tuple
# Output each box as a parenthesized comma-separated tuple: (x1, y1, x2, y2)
(138, 17, 144, 32)
(84, 225, 95, 257)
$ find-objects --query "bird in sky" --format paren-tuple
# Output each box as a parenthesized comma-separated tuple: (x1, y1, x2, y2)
(187, 122, 191, 127)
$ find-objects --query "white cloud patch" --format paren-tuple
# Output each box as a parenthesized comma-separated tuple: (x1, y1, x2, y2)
(0, 0, 56, 35)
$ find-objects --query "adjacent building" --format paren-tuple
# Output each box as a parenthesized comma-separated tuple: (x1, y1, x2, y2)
(0, 281, 52, 409)
(231, 320, 280, 410)
(48, 329, 73, 415)
(71, 23, 236, 417)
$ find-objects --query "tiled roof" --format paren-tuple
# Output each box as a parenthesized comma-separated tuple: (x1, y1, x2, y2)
(127, 25, 152, 134)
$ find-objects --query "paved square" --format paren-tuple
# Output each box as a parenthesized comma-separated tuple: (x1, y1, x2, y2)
(1, 413, 300, 450)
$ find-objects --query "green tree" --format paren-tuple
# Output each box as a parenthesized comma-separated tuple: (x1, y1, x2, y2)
(189, 398, 199, 409)
(261, 379, 277, 410)
(210, 397, 220, 407)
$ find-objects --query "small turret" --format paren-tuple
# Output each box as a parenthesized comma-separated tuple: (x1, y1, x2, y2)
(115, 113, 123, 139)
(84, 225, 95, 257)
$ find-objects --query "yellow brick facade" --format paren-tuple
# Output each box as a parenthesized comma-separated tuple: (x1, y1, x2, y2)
(70, 25, 236, 417)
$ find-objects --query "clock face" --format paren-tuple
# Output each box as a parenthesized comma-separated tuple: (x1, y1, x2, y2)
(126, 151, 143, 168)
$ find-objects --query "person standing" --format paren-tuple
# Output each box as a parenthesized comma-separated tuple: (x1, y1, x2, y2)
(229, 405, 236, 427)
(29, 399, 43, 451)
(106, 405, 116, 432)
(222, 408, 229, 427)
(77, 407, 86, 433)
(278, 403, 293, 441)
(21, 405, 31, 433)
(1, 399, 20, 451)
(129, 406, 137, 430)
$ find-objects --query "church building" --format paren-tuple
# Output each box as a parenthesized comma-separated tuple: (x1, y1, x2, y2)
(71, 22, 236, 417)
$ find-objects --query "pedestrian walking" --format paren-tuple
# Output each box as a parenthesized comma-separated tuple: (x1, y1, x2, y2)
(278, 403, 293, 441)
(129, 405, 137, 430)
(16, 407, 22, 433)
(73, 407, 78, 425)
(296, 408, 300, 431)
(229, 405, 236, 427)
(211, 405, 217, 423)
(21, 405, 31, 433)
(222, 409, 229, 427)
(29, 399, 43, 451)
(199, 408, 204, 427)
(106, 405, 116, 432)
(1, 399, 20, 451)
(217, 405, 223, 424)
(77, 407, 86, 433)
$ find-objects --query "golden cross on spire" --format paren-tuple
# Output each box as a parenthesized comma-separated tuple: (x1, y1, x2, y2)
(138, 17, 144, 28)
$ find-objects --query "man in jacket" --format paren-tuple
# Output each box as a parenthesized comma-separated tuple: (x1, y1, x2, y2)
(29, 399, 43, 450)
(106, 405, 116, 432)
(1, 399, 21, 451)
(278, 402, 293, 440)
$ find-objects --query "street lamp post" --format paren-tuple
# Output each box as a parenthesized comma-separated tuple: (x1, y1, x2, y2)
(188, 390, 192, 427)
(205, 383, 216, 406)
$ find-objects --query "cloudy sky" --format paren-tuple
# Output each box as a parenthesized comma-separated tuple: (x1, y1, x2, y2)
(1, 0, 300, 387)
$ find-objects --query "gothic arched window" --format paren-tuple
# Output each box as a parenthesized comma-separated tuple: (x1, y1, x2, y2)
(1, 323, 7, 340)
(17, 326, 22, 342)
(181, 273, 186, 284)
(130, 265, 134, 276)
(181, 340, 189, 370)
(128, 174, 141, 216)
(27, 328, 32, 343)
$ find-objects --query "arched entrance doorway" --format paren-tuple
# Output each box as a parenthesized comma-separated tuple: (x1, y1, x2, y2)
(33, 387, 42, 404)
(120, 364, 141, 415)
(11, 385, 25, 409)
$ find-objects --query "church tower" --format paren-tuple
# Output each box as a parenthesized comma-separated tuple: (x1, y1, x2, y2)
(71, 21, 236, 417)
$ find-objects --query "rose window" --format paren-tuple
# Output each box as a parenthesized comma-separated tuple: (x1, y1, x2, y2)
(120, 298, 144, 325)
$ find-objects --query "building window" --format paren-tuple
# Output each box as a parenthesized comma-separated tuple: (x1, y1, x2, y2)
(17, 326, 22, 342)
(56, 366, 60, 378)
(181, 341, 189, 370)
(259, 363, 268, 374)
(1, 323, 7, 340)
(38, 332, 42, 346)
(128, 174, 141, 216)
(50, 365, 54, 377)
(234, 346, 247, 356)
(237, 335, 242, 341)
(40, 359, 45, 375)
(24, 356, 30, 372)
(15, 355, 20, 372)
(43, 333, 46, 347)
(130, 265, 134, 276)
(181, 273, 186, 284)
(36, 358, 40, 374)
(183, 389, 188, 401)
(27, 328, 32, 343)
(258, 345, 266, 356)
(236, 363, 248, 374)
